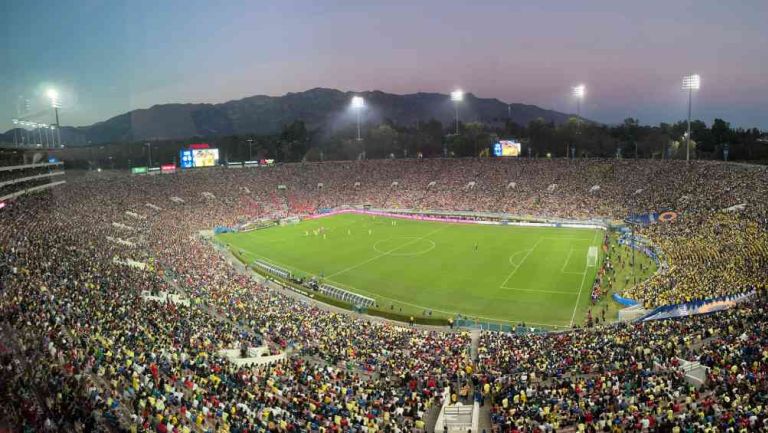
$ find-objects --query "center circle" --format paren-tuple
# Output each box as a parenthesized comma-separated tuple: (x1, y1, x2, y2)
(373, 237, 436, 256)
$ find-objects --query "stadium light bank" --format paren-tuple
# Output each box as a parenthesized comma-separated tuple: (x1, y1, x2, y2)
(572, 84, 585, 119)
(570, 85, 586, 159)
(682, 74, 700, 162)
(351, 95, 365, 158)
(47, 87, 62, 148)
(450, 89, 463, 136)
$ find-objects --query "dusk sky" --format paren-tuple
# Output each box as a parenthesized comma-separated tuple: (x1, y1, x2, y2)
(1, 0, 767, 131)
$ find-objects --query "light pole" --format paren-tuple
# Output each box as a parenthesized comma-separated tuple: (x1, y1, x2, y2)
(571, 84, 585, 159)
(22, 122, 29, 146)
(247, 138, 254, 161)
(351, 96, 365, 158)
(11, 119, 18, 147)
(15, 121, 24, 146)
(572, 84, 585, 120)
(145, 142, 152, 167)
(450, 89, 463, 135)
(45, 125, 53, 148)
(682, 74, 700, 162)
(47, 89, 61, 148)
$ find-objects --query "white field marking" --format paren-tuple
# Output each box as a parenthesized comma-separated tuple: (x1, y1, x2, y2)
(316, 278, 568, 328)
(500, 286, 578, 295)
(562, 271, 586, 276)
(499, 238, 543, 288)
(507, 249, 529, 266)
(560, 247, 574, 272)
(509, 250, 528, 266)
(239, 249, 568, 328)
(372, 237, 436, 256)
(542, 237, 594, 242)
(586, 246, 599, 267)
(325, 226, 447, 279)
(569, 229, 601, 327)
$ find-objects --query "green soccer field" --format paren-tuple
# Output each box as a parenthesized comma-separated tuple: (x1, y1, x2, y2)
(217, 213, 605, 328)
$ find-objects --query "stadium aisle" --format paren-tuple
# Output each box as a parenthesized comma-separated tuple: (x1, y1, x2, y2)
(470, 329, 481, 362)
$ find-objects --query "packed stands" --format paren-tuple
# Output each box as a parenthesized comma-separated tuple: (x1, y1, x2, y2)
(0, 158, 766, 432)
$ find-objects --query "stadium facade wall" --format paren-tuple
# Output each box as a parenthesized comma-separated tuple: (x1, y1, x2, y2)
(0, 180, 66, 202)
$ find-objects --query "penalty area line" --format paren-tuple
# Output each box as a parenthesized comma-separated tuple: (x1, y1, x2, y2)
(569, 229, 600, 327)
(500, 286, 578, 295)
(560, 247, 574, 272)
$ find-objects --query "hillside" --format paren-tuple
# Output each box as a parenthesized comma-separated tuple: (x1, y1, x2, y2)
(2, 88, 574, 146)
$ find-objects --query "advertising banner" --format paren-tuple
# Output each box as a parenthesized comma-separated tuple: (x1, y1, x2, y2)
(180, 150, 194, 168)
(492, 140, 522, 157)
(192, 149, 219, 167)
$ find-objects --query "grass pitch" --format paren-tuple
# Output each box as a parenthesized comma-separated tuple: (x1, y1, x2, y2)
(218, 213, 605, 328)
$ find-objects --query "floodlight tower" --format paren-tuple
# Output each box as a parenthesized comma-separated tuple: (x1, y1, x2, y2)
(572, 85, 585, 120)
(682, 74, 700, 162)
(351, 96, 365, 158)
(145, 142, 152, 167)
(47, 88, 61, 148)
(571, 85, 586, 158)
(247, 138, 254, 161)
(351, 96, 365, 140)
(450, 90, 463, 135)
(11, 119, 18, 146)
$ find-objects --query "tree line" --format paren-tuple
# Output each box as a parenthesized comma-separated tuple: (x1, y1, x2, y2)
(48, 116, 768, 169)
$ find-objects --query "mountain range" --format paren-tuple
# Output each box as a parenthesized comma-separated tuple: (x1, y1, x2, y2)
(2, 88, 574, 146)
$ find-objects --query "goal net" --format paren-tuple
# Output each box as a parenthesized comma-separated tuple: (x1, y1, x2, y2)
(587, 246, 598, 267)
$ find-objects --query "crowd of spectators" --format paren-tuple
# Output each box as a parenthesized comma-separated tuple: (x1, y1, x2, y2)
(477, 293, 767, 431)
(0, 158, 766, 432)
(627, 212, 768, 307)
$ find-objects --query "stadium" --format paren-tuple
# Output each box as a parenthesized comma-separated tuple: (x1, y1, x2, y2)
(2, 2, 768, 432)
(1, 153, 766, 432)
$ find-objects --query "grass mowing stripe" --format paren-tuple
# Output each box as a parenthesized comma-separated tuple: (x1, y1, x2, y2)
(325, 225, 447, 279)
(217, 214, 605, 326)
(500, 287, 578, 295)
(560, 247, 574, 272)
(236, 244, 479, 319)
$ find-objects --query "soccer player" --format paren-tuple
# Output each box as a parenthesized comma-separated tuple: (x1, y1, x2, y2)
(474, 242, 478, 252)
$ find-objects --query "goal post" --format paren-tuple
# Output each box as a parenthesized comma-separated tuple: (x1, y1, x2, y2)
(587, 246, 598, 267)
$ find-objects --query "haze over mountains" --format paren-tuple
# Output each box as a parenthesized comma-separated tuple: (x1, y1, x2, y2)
(3, 88, 574, 146)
